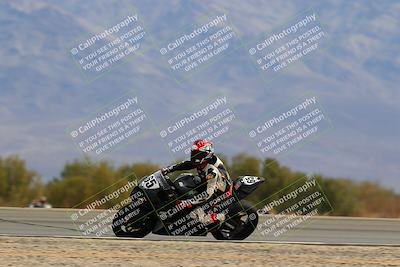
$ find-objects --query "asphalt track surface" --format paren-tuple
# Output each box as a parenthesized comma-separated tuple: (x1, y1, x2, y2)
(0, 207, 399, 245)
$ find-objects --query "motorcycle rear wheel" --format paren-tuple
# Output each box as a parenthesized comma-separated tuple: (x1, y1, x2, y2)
(211, 200, 258, 240)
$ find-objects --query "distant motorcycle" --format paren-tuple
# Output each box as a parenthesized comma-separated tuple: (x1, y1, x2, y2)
(112, 169, 264, 240)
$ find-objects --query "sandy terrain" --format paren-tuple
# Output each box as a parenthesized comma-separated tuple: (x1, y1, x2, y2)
(0, 236, 399, 267)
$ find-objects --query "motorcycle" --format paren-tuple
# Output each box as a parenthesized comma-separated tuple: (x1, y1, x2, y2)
(112, 169, 264, 240)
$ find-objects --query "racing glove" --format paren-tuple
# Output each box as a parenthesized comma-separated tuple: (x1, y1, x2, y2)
(161, 165, 174, 176)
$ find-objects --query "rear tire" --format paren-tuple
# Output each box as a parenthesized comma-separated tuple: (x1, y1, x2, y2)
(112, 204, 155, 238)
(211, 200, 258, 240)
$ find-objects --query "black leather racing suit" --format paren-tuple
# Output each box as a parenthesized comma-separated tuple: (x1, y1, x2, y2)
(164, 155, 232, 223)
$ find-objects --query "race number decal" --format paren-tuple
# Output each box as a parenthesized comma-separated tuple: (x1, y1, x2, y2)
(141, 175, 160, 189)
(241, 176, 261, 185)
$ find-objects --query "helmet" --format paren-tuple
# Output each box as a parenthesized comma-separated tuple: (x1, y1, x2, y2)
(190, 139, 214, 165)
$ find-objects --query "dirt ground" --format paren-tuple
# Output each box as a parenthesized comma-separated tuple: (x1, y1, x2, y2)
(0, 236, 399, 267)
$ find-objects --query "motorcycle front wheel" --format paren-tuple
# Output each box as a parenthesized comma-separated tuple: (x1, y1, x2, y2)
(112, 204, 155, 238)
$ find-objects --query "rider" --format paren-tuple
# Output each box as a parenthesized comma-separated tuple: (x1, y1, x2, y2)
(161, 139, 232, 225)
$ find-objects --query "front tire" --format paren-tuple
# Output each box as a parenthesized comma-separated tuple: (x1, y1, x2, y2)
(112, 204, 155, 238)
(211, 200, 258, 240)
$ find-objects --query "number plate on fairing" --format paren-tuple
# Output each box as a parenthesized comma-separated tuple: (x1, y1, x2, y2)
(241, 176, 262, 185)
(141, 175, 160, 190)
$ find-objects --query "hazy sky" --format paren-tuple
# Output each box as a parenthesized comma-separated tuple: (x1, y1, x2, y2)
(0, 0, 399, 192)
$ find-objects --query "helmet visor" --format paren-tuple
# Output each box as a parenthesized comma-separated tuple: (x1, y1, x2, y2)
(190, 150, 209, 164)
